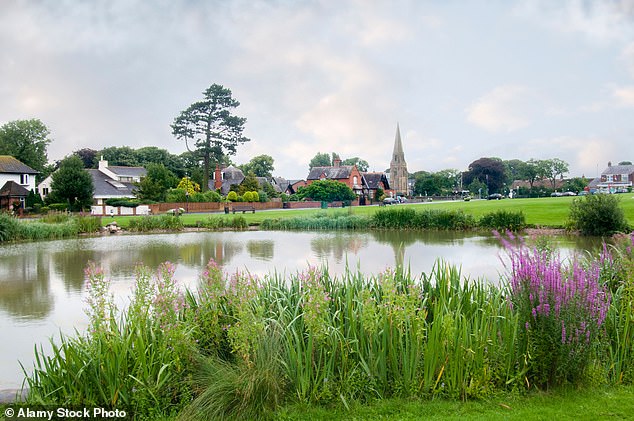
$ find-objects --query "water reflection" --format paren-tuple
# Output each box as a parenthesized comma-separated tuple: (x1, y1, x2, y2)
(0, 230, 609, 389)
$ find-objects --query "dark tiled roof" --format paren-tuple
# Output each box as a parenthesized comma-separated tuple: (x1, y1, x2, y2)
(602, 165, 634, 175)
(363, 172, 390, 190)
(307, 165, 354, 180)
(107, 166, 146, 178)
(88, 169, 137, 198)
(0, 180, 30, 197)
(0, 156, 38, 174)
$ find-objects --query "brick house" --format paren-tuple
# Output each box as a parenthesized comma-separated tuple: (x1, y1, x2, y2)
(587, 161, 634, 193)
(306, 158, 366, 196)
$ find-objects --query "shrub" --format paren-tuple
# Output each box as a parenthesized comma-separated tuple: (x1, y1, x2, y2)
(127, 215, 184, 232)
(203, 190, 222, 202)
(227, 191, 238, 202)
(105, 199, 140, 208)
(252, 191, 260, 202)
(243, 191, 254, 202)
(73, 215, 102, 233)
(568, 194, 629, 236)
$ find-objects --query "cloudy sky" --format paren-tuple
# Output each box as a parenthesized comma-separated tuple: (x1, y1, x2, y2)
(1, 0, 633, 180)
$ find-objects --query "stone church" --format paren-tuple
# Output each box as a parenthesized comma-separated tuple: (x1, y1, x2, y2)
(389, 124, 409, 196)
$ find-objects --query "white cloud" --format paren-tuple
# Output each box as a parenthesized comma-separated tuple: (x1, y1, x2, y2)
(613, 85, 634, 106)
(466, 85, 535, 132)
(621, 42, 634, 78)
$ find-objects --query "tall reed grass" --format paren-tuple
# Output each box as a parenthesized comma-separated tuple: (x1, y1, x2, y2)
(127, 214, 185, 232)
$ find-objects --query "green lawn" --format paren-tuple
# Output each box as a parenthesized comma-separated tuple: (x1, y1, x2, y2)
(274, 385, 634, 420)
(109, 195, 634, 229)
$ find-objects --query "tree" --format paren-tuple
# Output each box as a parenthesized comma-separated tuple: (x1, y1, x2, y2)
(342, 157, 369, 172)
(135, 163, 178, 202)
(238, 173, 260, 195)
(0, 119, 52, 176)
(299, 180, 356, 202)
(309, 152, 331, 169)
(73, 148, 99, 168)
(568, 194, 629, 236)
(49, 155, 94, 210)
(618, 161, 632, 166)
(522, 159, 543, 190)
(241, 155, 274, 177)
(171, 84, 250, 191)
(462, 157, 506, 194)
(135, 146, 186, 178)
(539, 158, 569, 190)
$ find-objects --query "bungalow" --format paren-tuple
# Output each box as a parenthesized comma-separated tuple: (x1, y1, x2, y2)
(0, 155, 38, 211)
(38, 158, 146, 205)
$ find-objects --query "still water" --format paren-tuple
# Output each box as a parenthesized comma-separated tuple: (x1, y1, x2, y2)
(0, 230, 601, 389)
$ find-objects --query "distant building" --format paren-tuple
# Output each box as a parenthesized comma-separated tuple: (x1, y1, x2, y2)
(587, 161, 634, 193)
(0, 155, 38, 211)
(38, 157, 146, 205)
(389, 124, 408, 196)
(306, 157, 365, 196)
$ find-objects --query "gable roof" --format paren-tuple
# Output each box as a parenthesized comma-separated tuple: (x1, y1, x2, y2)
(602, 164, 634, 175)
(0, 156, 38, 174)
(307, 165, 355, 181)
(88, 169, 137, 198)
(0, 180, 30, 197)
(363, 172, 390, 190)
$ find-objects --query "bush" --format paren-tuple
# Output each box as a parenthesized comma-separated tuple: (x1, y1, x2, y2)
(243, 191, 254, 202)
(568, 194, 630, 236)
(227, 191, 238, 202)
(127, 215, 184, 232)
(105, 199, 140, 208)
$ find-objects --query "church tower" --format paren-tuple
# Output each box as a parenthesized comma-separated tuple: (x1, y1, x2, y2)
(389, 123, 408, 195)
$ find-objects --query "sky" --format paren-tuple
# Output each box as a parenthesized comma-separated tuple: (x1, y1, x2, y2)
(1, 0, 633, 180)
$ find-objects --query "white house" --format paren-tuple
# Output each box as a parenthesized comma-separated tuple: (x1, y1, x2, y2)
(0, 155, 38, 210)
(38, 157, 146, 205)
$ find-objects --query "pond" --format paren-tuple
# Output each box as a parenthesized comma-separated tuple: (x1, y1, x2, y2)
(0, 230, 602, 389)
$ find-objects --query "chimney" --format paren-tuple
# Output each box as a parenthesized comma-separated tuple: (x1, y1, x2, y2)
(214, 165, 222, 190)
(333, 157, 341, 167)
(98, 156, 108, 170)
(608, 161, 612, 167)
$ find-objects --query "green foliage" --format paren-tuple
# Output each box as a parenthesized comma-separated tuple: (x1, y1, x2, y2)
(243, 191, 254, 202)
(568, 194, 630, 236)
(171, 84, 250, 191)
(127, 215, 184, 232)
(372, 208, 477, 230)
(49, 155, 94, 211)
(166, 188, 188, 203)
(463, 157, 506, 194)
(261, 212, 370, 230)
(309, 152, 331, 169)
(105, 199, 140, 208)
(136, 163, 178, 202)
(227, 191, 238, 202)
(240, 154, 275, 178)
(0, 119, 51, 175)
(0, 213, 19, 242)
(478, 210, 526, 231)
(74, 215, 102, 233)
(299, 180, 356, 202)
(26, 189, 43, 209)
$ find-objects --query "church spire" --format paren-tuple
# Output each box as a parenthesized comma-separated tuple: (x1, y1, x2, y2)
(389, 123, 408, 195)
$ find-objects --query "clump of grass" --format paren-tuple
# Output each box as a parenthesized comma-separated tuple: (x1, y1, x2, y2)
(261, 212, 370, 230)
(0, 212, 19, 242)
(478, 210, 526, 231)
(127, 215, 184, 232)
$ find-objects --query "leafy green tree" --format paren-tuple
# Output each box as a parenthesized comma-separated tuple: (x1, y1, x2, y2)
(177, 177, 200, 196)
(538, 158, 569, 190)
(241, 155, 274, 177)
(135, 163, 178, 202)
(309, 152, 331, 169)
(299, 180, 356, 202)
(0, 119, 52, 176)
(136, 146, 186, 178)
(342, 157, 369, 172)
(463, 157, 506, 194)
(48, 155, 94, 211)
(522, 159, 543, 190)
(171, 84, 250, 191)
(618, 161, 632, 165)
(562, 177, 587, 193)
(238, 173, 260, 195)
(98, 146, 139, 167)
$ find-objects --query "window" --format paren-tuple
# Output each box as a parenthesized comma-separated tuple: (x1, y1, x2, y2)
(353, 176, 358, 186)
(20, 174, 29, 185)
(42, 187, 49, 196)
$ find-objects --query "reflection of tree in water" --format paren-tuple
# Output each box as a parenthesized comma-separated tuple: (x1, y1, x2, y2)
(52, 248, 98, 291)
(311, 233, 369, 264)
(0, 251, 52, 320)
(247, 240, 274, 261)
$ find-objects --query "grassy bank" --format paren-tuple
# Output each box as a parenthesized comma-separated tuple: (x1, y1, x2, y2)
(107, 196, 634, 230)
(17, 233, 634, 419)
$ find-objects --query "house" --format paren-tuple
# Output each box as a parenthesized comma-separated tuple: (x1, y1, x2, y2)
(211, 165, 246, 195)
(0, 155, 38, 211)
(306, 158, 366, 196)
(38, 158, 146, 205)
(588, 161, 634, 193)
(362, 172, 391, 200)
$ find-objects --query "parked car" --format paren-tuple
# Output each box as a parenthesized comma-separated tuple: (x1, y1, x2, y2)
(562, 191, 577, 196)
(383, 197, 398, 205)
(550, 192, 563, 197)
(487, 193, 503, 200)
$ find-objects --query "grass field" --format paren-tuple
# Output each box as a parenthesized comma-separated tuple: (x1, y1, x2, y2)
(107, 195, 634, 229)
(275, 386, 634, 420)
